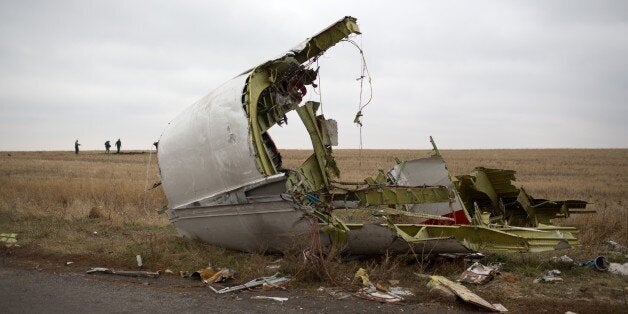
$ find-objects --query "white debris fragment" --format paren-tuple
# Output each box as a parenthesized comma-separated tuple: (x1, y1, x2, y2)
(136, 255, 143, 268)
(608, 263, 628, 276)
(251, 296, 288, 303)
(550, 255, 574, 265)
(534, 269, 563, 283)
(458, 262, 500, 284)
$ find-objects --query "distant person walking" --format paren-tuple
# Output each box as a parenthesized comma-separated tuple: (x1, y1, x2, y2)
(104, 140, 111, 153)
(115, 138, 121, 154)
(74, 140, 81, 154)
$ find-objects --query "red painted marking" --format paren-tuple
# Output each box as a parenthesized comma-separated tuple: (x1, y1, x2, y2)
(423, 209, 470, 225)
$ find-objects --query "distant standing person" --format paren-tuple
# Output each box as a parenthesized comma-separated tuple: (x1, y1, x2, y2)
(104, 140, 111, 153)
(115, 138, 121, 154)
(74, 140, 81, 154)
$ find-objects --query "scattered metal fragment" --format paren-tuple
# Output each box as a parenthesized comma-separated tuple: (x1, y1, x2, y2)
(492, 304, 509, 312)
(192, 266, 235, 284)
(458, 262, 501, 285)
(354, 268, 371, 286)
(209, 273, 290, 294)
(136, 255, 143, 268)
(86, 267, 159, 278)
(607, 263, 628, 276)
(163, 269, 175, 275)
(355, 285, 406, 303)
(429, 275, 506, 312)
(534, 269, 563, 283)
(0, 233, 17, 247)
(349, 268, 414, 302)
(65, 261, 74, 266)
(388, 286, 414, 297)
(550, 255, 575, 268)
(251, 296, 289, 303)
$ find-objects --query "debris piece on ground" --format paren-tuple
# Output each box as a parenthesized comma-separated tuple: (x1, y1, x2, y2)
(65, 261, 74, 266)
(355, 285, 404, 303)
(550, 255, 575, 268)
(86, 267, 159, 278)
(209, 273, 290, 294)
(354, 268, 371, 286)
(388, 286, 414, 297)
(251, 296, 288, 303)
(608, 263, 628, 276)
(0, 233, 17, 247)
(136, 255, 143, 268)
(534, 269, 563, 283)
(192, 266, 235, 284)
(492, 304, 508, 312)
(179, 271, 191, 278)
(458, 262, 500, 284)
(429, 275, 505, 312)
(604, 240, 627, 253)
(579, 256, 609, 271)
(163, 269, 174, 275)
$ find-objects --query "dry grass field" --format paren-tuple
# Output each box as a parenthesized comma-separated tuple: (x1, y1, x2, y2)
(1, 149, 626, 311)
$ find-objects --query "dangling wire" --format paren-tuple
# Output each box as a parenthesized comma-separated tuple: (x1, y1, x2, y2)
(342, 36, 373, 163)
(316, 59, 323, 115)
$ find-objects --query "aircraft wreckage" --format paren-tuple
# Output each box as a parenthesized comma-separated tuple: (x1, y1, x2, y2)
(157, 17, 592, 255)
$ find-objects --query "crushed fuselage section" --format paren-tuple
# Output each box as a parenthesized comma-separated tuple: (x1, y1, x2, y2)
(157, 16, 592, 255)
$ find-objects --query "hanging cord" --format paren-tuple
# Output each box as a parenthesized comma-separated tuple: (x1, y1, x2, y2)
(316, 59, 323, 115)
(142, 145, 153, 215)
(342, 36, 373, 164)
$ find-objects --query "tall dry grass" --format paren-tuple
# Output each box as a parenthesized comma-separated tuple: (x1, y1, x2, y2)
(0, 151, 167, 225)
(0, 148, 626, 269)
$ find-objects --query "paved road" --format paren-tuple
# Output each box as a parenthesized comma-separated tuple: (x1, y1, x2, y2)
(0, 266, 442, 313)
(1, 267, 258, 313)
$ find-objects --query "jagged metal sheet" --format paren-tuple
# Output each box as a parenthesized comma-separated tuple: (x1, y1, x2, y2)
(388, 156, 470, 224)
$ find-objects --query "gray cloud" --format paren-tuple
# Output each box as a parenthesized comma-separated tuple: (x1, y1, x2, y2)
(0, 0, 626, 150)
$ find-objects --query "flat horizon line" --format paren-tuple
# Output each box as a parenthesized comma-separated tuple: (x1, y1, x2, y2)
(1, 147, 627, 153)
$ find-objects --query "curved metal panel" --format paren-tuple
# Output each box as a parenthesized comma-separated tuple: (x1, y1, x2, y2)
(158, 75, 265, 209)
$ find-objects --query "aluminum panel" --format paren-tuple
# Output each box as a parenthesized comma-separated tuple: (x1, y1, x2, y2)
(158, 75, 265, 209)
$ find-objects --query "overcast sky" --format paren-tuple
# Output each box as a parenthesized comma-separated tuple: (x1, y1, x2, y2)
(1, 0, 626, 150)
